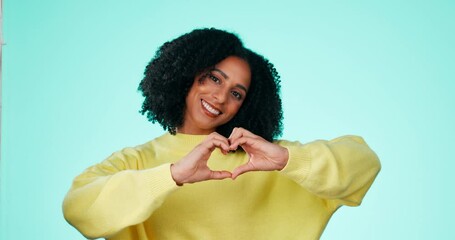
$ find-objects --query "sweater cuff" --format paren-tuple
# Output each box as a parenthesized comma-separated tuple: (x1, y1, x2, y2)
(279, 143, 312, 185)
(142, 163, 180, 201)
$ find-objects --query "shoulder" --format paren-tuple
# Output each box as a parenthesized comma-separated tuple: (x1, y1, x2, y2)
(99, 134, 167, 170)
(274, 135, 367, 145)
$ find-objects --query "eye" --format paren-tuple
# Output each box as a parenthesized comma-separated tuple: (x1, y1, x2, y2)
(231, 91, 243, 100)
(208, 73, 221, 84)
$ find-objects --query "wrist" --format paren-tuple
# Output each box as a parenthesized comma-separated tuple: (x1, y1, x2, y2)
(278, 147, 289, 170)
(170, 164, 184, 186)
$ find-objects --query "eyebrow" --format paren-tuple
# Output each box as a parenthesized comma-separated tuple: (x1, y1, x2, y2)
(211, 68, 229, 79)
(211, 68, 248, 93)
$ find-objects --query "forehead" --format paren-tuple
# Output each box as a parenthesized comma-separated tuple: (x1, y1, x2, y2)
(214, 56, 251, 89)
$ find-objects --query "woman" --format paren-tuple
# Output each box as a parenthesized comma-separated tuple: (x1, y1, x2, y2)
(63, 28, 381, 239)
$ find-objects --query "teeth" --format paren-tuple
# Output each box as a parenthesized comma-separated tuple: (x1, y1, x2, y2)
(202, 100, 221, 115)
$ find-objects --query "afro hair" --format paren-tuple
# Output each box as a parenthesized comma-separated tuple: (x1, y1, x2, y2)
(138, 28, 283, 141)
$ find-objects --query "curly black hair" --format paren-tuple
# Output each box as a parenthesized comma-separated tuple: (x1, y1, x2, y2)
(138, 28, 283, 141)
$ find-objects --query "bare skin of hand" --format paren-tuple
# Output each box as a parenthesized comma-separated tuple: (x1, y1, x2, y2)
(170, 132, 232, 185)
(228, 127, 289, 179)
(170, 129, 289, 185)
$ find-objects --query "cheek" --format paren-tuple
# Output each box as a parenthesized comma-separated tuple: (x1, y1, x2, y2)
(227, 101, 244, 114)
(195, 80, 214, 93)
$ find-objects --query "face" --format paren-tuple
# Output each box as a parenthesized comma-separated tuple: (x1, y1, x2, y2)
(179, 56, 251, 135)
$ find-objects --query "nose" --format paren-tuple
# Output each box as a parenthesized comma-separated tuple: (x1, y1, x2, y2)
(212, 88, 228, 104)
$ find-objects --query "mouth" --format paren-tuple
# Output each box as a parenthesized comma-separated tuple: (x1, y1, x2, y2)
(201, 99, 222, 116)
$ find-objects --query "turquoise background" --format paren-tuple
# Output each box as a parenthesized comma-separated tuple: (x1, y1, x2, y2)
(2, 0, 454, 239)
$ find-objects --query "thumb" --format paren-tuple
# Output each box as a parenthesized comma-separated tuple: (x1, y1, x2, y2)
(209, 170, 232, 180)
(232, 163, 254, 180)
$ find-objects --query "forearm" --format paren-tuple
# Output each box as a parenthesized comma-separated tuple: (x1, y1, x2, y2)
(279, 135, 381, 206)
(63, 163, 178, 238)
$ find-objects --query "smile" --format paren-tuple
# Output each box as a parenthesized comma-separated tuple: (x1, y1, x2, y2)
(201, 99, 222, 116)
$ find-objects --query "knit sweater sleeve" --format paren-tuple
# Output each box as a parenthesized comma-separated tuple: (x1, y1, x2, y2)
(62, 146, 179, 239)
(278, 135, 381, 209)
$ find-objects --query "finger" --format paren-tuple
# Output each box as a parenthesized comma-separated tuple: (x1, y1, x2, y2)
(207, 132, 230, 147)
(209, 132, 230, 142)
(232, 163, 254, 180)
(229, 136, 256, 151)
(228, 127, 240, 140)
(228, 127, 248, 144)
(235, 127, 256, 137)
(213, 137, 230, 154)
(209, 170, 232, 180)
(206, 139, 230, 154)
(228, 127, 258, 145)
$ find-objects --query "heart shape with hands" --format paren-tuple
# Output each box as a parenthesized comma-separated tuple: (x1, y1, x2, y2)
(171, 128, 289, 186)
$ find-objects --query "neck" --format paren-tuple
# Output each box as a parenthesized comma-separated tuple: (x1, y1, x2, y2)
(176, 126, 215, 135)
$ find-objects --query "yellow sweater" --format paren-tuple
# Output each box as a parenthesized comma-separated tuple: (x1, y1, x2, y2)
(63, 133, 380, 239)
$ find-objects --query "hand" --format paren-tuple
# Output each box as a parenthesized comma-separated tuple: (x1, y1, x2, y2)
(229, 127, 289, 179)
(171, 132, 232, 185)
